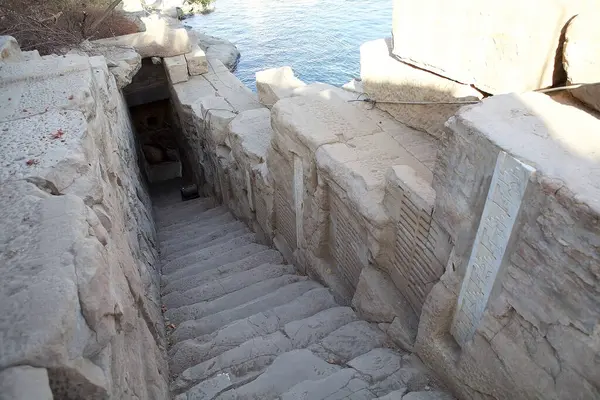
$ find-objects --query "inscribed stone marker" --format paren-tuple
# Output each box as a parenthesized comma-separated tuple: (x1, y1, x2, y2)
(451, 151, 535, 346)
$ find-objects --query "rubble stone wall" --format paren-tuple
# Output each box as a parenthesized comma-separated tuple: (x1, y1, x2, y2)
(0, 45, 168, 398)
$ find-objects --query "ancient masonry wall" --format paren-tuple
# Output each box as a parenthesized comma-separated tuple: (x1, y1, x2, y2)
(168, 48, 600, 400)
(0, 45, 168, 397)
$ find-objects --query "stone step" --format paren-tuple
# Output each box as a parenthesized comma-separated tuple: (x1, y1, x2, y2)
(159, 215, 242, 249)
(162, 263, 296, 309)
(162, 243, 271, 284)
(347, 348, 409, 397)
(281, 368, 375, 400)
(168, 288, 338, 375)
(161, 250, 284, 295)
(154, 198, 215, 225)
(171, 280, 321, 343)
(307, 321, 388, 365)
(161, 233, 259, 274)
(377, 391, 455, 400)
(283, 306, 359, 349)
(160, 220, 247, 255)
(215, 349, 341, 400)
(160, 228, 252, 265)
(157, 206, 232, 238)
(164, 274, 305, 325)
(172, 331, 294, 394)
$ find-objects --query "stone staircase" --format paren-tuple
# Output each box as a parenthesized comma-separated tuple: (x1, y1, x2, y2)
(152, 182, 454, 400)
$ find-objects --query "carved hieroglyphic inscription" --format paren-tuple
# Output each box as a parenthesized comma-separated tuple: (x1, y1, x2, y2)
(451, 152, 535, 347)
(293, 154, 304, 247)
(275, 188, 297, 249)
(331, 195, 367, 289)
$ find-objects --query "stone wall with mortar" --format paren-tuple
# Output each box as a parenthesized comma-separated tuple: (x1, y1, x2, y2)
(0, 41, 168, 398)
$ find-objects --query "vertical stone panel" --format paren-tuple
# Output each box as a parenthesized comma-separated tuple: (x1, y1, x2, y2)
(451, 151, 535, 346)
(330, 194, 368, 289)
(390, 186, 448, 314)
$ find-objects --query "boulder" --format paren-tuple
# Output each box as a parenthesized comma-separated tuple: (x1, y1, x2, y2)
(0, 36, 23, 63)
(191, 31, 240, 71)
(391, 0, 596, 94)
(360, 38, 482, 139)
(256, 67, 306, 108)
(70, 42, 141, 88)
(351, 266, 418, 353)
(563, 13, 600, 112)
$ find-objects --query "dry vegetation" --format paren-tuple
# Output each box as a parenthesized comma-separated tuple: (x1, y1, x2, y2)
(0, 0, 141, 55)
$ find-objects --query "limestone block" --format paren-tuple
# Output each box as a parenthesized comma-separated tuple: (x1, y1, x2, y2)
(392, 0, 596, 93)
(563, 13, 600, 112)
(185, 45, 208, 75)
(164, 54, 189, 84)
(22, 50, 41, 61)
(360, 39, 482, 139)
(0, 36, 23, 63)
(70, 42, 141, 88)
(228, 108, 272, 167)
(191, 96, 236, 146)
(93, 23, 191, 58)
(0, 366, 53, 400)
(191, 31, 240, 71)
(256, 66, 306, 107)
(202, 59, 263, 113)
(351, 266, 418, 348)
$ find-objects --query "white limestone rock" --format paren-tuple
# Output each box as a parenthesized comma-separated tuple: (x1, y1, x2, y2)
(164, 54, 189, 84)
(563, 13, 600, 112)
(391, 0, 596, 93)
(94, 18, 191, 57)
(256, 66, 306, 107)
(0, 366, 53, 400)
(192, 31, 240, 71)
(360, 38, 482, 139)
(70, 42, 141, 88)
(0, 36, 23, 63)
(185, 45, 208, 75)
(352, 266, 418, 326)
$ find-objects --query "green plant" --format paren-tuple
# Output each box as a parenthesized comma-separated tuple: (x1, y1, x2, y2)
(186, 0, 214, 8)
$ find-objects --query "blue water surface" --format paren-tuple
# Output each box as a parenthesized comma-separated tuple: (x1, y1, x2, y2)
(185, 0, 392, 91)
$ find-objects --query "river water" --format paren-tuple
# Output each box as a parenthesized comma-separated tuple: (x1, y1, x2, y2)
(184, 0, 392, 90)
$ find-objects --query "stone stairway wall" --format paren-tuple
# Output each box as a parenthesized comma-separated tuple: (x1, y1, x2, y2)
(168, 47, 600, 400)
(0, 41, 168, 397)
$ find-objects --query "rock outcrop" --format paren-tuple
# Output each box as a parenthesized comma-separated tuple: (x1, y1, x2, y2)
(0, 41, 167, 398)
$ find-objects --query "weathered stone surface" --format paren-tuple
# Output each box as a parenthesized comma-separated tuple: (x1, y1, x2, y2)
(256, 66, 306, 107)
(164, 54, 189, 84)
(419, 93, 600, 399)
(563, 13, 600, 112)
(352, 266, 417, 326)
(71, 42, 142, 88)
(0, 36, 23, 63)
(217, 349, 341, 399)
(387, 317, 417, 352)
(0, 366, 53, 400)
(185, 45, 208, 75)
(281, 369, 374, 400)
(360, 38, 482, 139)
(228, 108, 272, 166)
(94, 17, 191, 57)
(0, 51, 166, 398)
(284, 307, 359, 348)
(191, 31, 240, 71)
(402, 391, 455, 400)
(391, 0, 596, 93)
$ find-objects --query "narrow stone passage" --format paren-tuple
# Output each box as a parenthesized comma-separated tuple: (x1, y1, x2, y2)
(152, 181, 453, 400)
